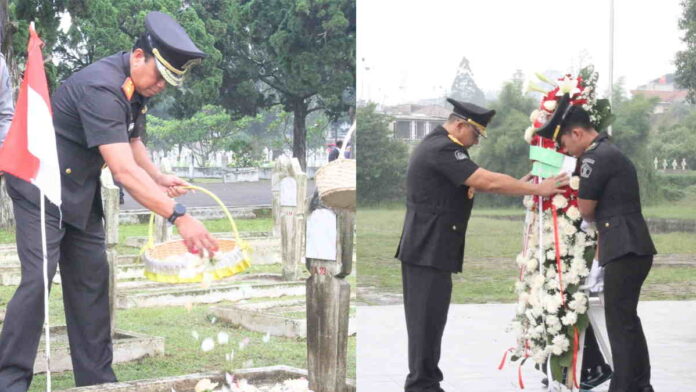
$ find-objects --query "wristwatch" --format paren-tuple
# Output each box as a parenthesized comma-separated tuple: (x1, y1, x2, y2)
(168, 203, 187, 224)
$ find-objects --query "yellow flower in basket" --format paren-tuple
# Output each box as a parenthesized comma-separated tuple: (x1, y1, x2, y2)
(140, 185, 252, 283)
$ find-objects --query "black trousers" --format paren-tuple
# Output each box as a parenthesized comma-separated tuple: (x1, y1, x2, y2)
(0, 194, 116, 392)
(604, 254, 653, 392)
(401, 262, 452, 392)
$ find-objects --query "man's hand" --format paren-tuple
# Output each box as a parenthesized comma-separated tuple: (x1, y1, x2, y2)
(537, 173, 569, 197)
(157, 174, 190, 198)
(175, 214, 219, 255)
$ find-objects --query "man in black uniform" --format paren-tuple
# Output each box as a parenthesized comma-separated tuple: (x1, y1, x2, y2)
(0, 11, 218, 391)
(558, 106, 656, 392)
(395, 98, 569, 392)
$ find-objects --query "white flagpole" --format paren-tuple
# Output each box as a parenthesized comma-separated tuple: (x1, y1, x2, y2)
(40, 191, 51, 391)
(608, 0, 615, 136)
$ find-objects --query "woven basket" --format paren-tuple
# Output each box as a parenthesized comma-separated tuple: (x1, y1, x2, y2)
(141, 185, 251, 283)
(315, 159, 356, 210)
(316, 121, 356, 210)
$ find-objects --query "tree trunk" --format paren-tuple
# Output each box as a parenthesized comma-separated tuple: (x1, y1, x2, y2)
(292, 99, 308, 170)
(0, 0, 18, 89)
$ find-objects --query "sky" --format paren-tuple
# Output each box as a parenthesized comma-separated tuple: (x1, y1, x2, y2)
(357, 0, 685, 105)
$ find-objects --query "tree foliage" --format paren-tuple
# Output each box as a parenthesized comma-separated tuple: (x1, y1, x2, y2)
(148, 104, 264, 167)
(356, 103, 408, 205)
(610, 83, 660, 204)
(473, 72, 536, 207)
(193, 0, 356, 169)
(675, 0, 696, 102)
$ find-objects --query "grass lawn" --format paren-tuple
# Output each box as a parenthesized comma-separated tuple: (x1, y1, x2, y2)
(357, 206, 696, 305)
(0, 217, 273, 246)
(0, 216, 358, 390)
(0, 257, 355, 391)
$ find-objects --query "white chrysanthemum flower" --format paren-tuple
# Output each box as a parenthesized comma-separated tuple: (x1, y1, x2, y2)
(545, 268, 557, 279)
(201, 338, 215, 352)
(191, 330, 200, 341)
(543, 100, 557, 112)
(546, 249, 556, 260)
(546, 315, 560, 327)
(569, 176, 580, 190)
(544, 293, 562, 314)
(530, 109, 541, 123)
(566, 206, 581, 222)
(558, 75, 581, 96)
(523, 195, 535, 209)
(516, 253, 527, 268)
(552, 194, 568, 209)
(532, 274, 546, 289)
(533, 350, 548, 364)
(561, 311, 578, 326)
(515, 280, 527, 293)
(526, 257, 538, 271)
(552, 334, 570, 355)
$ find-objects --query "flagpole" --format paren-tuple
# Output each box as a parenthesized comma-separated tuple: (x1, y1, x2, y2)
(40, 191, 51, 392)
(608, 0, 615, 136)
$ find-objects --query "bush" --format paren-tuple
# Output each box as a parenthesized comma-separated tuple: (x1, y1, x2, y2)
(356, 104, 409, 205)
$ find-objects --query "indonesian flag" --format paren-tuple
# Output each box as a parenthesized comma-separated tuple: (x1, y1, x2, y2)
(0, 24, 61, 206)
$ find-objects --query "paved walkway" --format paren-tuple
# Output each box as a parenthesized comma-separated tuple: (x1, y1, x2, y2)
(121, 180, 315, 210)
(357, 301, 696, 392)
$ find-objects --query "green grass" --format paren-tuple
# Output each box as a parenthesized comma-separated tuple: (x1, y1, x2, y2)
(0, 262, 354, 391)
(357, 206, 696, 304)
(0, 217, 273, 245)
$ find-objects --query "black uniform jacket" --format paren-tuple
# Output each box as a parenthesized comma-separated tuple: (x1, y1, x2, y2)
(6, 52, 147, 230)
(578, 133, 657, 266)
(395, 126, 479, 273)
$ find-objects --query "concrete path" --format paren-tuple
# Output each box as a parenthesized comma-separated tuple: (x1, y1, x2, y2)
(357, 301, 696, 392)
(121, 180, 315, 210)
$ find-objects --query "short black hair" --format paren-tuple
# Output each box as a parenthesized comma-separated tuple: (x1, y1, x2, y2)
(133, 33, 154, 59)
(336, 141, 343, 147)
(559, 106, 593, 136)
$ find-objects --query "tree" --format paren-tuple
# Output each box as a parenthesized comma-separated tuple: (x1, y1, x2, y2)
(473, 72, 536, 207)
(57, 1, 223, 119)
(676, 0, 696, 102)
(449, 56, 485, 106)
(610, 82, 660, 204)
(193, 0, 356, 169)
(356, 103, 408, 204)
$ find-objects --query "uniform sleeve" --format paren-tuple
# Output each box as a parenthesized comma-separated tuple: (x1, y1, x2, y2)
(578, 151, 611, 200)
(431, 142, 479, 185)
(0, 56, 14, 145)
(77, 85, 129, 148)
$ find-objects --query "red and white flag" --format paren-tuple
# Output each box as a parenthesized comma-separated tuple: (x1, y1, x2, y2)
(0, 24, 61, 206)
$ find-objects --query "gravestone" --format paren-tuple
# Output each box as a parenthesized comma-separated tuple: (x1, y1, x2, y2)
(100, 168, 120, 336)
(305, 197, 354, 392)
(272, 156, 307, 280)
(151, 162, 173, 244)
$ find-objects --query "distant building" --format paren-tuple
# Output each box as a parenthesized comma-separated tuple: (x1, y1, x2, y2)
(381, 104, 449, 142)
(631, 73, 688, 114)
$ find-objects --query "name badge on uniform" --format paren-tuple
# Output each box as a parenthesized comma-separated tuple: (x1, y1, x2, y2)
(581, 158, 595, 178)
(454, 150, 467, 161)
(128, 122, 135, 134)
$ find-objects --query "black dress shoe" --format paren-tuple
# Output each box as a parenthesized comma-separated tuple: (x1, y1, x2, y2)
(580, 364, 612, 390)
(541, 377, 548, 387)
(638, 387, 655, 392)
